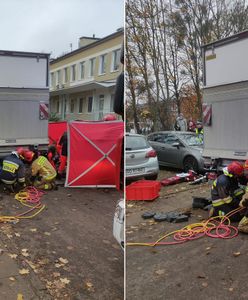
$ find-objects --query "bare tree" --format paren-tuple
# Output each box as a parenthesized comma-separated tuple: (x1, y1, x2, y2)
(126, 0, 248, 127)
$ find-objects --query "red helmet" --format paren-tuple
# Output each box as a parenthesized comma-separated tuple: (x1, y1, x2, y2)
(103, 114, 117, 121)
(23, 150, 34, 162)
(227, 161, 244, 177)
(16, 148, 34, 162)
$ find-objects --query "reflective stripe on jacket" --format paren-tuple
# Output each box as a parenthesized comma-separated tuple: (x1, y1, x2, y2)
(0, 154, 25, 183)
(31, 156, 56, 180)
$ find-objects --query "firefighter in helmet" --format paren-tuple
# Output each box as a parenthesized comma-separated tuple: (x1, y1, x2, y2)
(30, 151, 57, 190)
(238, 160, 248, 232)
(210, 161, 245, 221)
(0, 148, 32, 192)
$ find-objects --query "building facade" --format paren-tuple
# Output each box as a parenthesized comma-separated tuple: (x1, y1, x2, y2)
(49, 29, 123, 121)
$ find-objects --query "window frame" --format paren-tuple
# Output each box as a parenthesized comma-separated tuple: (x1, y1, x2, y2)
(88, 96, 93, 113)
(78, 97, 84, 113)
(89, 58, 96, 77)
(99, 54, 107, 75)
(71, 64, 76, 82)
(70, 99, 75, 113)
(112, 49, 121, 72)
(79, 61, 85, 80)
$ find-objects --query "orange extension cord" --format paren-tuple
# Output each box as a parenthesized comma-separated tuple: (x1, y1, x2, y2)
(0, 186, 45, 223)
(127, 206, 245, 247)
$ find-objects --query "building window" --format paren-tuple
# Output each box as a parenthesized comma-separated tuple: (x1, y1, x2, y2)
(89, 58, 95, 77)
(71, 64, 76, 81)
(50, 73, 55, 87)
(112, 49, 121, 71)
(70, 99, 75, 113)
(99, 95, 104, 111)
(79, 98, 83, 113)
(56, 100, 60, 113)
(64, 67, 68, 83)
(99, 54, 107, 74)
(65, 99, 69, 113)
(79, 62, 85, 79)
(88, 96, 93, 112)
(110, 94, 114, 112)
(56, 70, 61, 86)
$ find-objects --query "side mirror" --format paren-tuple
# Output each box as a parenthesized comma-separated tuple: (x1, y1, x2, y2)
(172, 142, 180, 149)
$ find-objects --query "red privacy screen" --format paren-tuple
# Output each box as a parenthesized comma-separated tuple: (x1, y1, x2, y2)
(48, 121, 67, 145)
(65, 120, 124, 188)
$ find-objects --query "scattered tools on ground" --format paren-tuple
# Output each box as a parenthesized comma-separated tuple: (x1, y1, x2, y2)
(160, 171, 217, 187)
(189, 172, 217, 185)
(192, 197, 211, 210)
(142, 210, 190, 223)
(160, 170, 197, 186)
(141, 212, 156, 219)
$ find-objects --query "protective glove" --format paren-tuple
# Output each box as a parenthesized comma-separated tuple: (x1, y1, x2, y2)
(238, 216, 248, 233)
(239, 192, 248, 207)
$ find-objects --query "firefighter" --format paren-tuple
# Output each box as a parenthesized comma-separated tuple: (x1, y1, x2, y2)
(195, 121, 204, 143)
(238, 160, 248, 232)
(47, 143, 59, 170)
(30, 151, 57, 190)
(210, 161, 245, 221)
(0, 148, 32, 193)
(57, 131, 68, 178)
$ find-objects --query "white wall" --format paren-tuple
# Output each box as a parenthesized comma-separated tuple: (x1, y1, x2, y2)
(0, 56, 48, 88)
(205, 38, 248, 87)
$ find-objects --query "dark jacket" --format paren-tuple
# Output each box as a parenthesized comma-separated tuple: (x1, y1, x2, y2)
(0, 153, 25, 184)
(59, 132, 68, 156)
(211, 174, 239, 201)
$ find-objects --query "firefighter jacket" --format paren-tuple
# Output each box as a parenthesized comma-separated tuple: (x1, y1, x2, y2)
(0, 153, 25, 184)
(211, 172, 244, 207)
(31, 156, 56, 181)
(195, 128, 204, 142)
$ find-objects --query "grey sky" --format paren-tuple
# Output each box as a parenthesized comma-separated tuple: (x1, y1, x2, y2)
(0, 0, 124, 58)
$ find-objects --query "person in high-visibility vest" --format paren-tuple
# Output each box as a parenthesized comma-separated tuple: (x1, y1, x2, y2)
(0, 148, 29, 192)
(210, 161, 245, 221)
(30, 152, 57, 190)
(195, 121, 204, 143)
(238, 160, 248, 232)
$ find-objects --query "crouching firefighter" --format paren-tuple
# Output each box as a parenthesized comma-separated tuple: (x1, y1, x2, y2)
(0, 148, 32, 193)
(210, 161, 245, 221)
(30, 152, 57, 190)
(237, 160, 248, 233)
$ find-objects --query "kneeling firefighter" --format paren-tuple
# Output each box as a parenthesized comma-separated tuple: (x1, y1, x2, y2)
(30, 152, 57, 190)
(238, 160, 248, 232)
(0, 148, 33, 192)
(210, 161, 245, 221)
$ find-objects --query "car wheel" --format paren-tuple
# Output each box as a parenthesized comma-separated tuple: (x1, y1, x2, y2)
(144, 174, 158, 180)
(183, 156, 199, 173)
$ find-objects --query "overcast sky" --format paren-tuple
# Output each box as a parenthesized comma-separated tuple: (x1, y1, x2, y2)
(0, 0, 124, 58)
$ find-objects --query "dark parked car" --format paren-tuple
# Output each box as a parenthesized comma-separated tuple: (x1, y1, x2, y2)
(147, 131, 204, 173)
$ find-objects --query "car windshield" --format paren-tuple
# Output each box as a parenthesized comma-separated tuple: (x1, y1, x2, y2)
(126, 135, 149, 150)
(179, 134, 203, 146)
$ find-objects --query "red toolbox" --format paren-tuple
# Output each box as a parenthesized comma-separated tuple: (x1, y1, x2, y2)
(126, 180, 161, 201)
